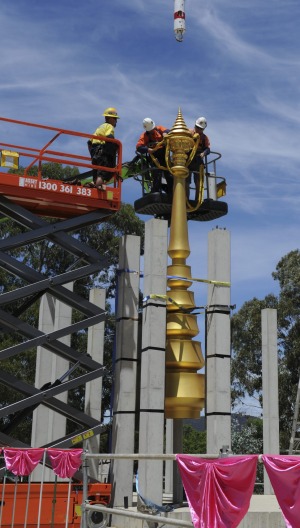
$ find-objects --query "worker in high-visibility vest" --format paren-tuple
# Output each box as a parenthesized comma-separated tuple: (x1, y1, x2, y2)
(136, 118, 172, 194)
(88, 107, 120, 189)
(186, 116, 210, 200)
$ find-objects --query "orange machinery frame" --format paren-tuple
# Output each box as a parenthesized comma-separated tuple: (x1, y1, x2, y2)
(0, 117, 122, 219)
(0, 481, 111, 527)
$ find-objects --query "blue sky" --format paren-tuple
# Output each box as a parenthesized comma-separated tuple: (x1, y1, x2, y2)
(1, 0, 300, 323)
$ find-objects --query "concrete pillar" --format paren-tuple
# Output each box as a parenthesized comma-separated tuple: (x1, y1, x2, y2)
(165, 419, 173, 495)
(173, 420, 183, 503)
(138, 218, 168, 506)
(84, 288, 106, 481)
(31, 283, 73, 481)
(262, 308, 279, 495)
(111, 235, 141, 508)
(206, 228, 231, 454)
(164, 419, 183, 502)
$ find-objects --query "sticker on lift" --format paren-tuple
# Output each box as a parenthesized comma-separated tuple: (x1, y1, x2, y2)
(19, 177, 38, 188)
(18, 177, 95, 196)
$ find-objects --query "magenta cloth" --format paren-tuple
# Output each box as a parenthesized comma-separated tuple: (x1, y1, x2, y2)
(176, 454, 258, 528)
(47, 448, 83, 478)
(3, 448, 44, 476)
(262, 455, 300, 528)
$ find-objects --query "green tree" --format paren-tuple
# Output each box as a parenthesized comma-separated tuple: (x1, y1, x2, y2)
(232, 416, 263, 454)
(231, 295, 278, 407)
(183, 425, 206, 454)
(231, 250, 300, 451)
(231, 416, 263, 493)
(0, 165, 145, 445)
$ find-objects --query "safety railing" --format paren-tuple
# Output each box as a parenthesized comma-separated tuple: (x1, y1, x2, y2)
(131, 150, 226, 202)
(0, 447, 111, 528)
(0, 449, 294, 527)
(203, 151, 226, 200)
(80, 452, 221, 528)
(81, 452, 299, 528)
(0, 116, 123, 187)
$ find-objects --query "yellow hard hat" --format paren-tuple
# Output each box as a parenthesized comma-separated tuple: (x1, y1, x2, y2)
(103, 107, 120, 118)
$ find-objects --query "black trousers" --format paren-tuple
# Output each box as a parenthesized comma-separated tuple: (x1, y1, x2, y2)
(150, 148, 173, 194)
(90, 143, 117, 182)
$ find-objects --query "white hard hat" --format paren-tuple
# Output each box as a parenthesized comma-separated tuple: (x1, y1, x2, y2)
(195, 117, 207, 130)
(143, 118, 155, 132)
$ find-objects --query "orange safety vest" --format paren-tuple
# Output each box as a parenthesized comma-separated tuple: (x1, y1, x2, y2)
(136, 126, 168, 151)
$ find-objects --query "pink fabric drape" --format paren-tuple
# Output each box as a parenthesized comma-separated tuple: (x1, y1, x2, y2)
(262, 455, 300, 528)
(47, 448, 83, 478)
(2, 448, 82, 478)
(176, 454, 258, 528)
(3, 448, 44, 476)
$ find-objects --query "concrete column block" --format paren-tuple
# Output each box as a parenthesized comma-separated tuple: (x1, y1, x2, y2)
(111, 235, 141, 509)
(84, 288, 106, 480)
(138, 219, 168, 506)
(206, 228, 231, 454)
(261, 308, 279, 495)
(31, 284, 73, 481)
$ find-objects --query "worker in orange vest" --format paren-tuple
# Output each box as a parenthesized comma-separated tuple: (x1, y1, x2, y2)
(136, 118, 172, 194)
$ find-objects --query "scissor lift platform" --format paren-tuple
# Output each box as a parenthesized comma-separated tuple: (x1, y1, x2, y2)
(0, 171, 121, 219)
(134, 193, 228, 222)
(0, 116, 122, 219)
(132, 150, 228, 222)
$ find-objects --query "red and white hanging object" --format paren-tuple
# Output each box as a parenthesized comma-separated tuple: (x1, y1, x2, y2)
(174, 0, 186, 42)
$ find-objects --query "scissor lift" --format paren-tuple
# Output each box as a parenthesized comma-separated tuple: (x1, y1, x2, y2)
(0, 117, 122, 457)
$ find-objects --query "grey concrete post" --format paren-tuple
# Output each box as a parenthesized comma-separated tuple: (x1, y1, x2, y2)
(206, 228, 231, 454)
(262, 308, 279, 495)
(165, 419, 173, 495)
(173, 420, 183, 504)
(84, 288, 106, 481)
(138, 219, 168, 506)
(31, 284, 73, 481)
(164, 419, 183, 503)
(111, 235, 141, 508)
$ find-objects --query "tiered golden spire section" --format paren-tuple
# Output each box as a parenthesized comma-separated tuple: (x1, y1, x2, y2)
(164, 109, 205, 419)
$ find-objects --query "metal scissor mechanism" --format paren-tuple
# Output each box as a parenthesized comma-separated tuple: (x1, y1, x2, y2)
(0, 194, 113, 457)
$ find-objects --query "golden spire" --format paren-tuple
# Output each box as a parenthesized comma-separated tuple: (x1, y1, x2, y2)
(164, 109, 205, 419)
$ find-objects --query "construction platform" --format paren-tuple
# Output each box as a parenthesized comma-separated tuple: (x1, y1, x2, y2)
(0, 116, 122, 220)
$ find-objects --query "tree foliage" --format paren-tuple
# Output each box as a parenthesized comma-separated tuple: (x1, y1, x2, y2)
(231, 250, 300, 451)
(231, 295, 278, 405)
(231, 417, 264, 493)
(231, 417, 263, 455)
(182, 425, 206, 454)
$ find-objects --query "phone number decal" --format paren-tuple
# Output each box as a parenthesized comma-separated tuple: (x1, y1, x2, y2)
(19, 178, 92, 196)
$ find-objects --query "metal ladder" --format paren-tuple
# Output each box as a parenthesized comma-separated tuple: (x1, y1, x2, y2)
(289, 376, 300, 454)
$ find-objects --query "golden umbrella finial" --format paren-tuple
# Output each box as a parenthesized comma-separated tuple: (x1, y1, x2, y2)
(169, 107, 191, 136)
(164, 109, 205, 419)
(165, 109, 199, 174)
